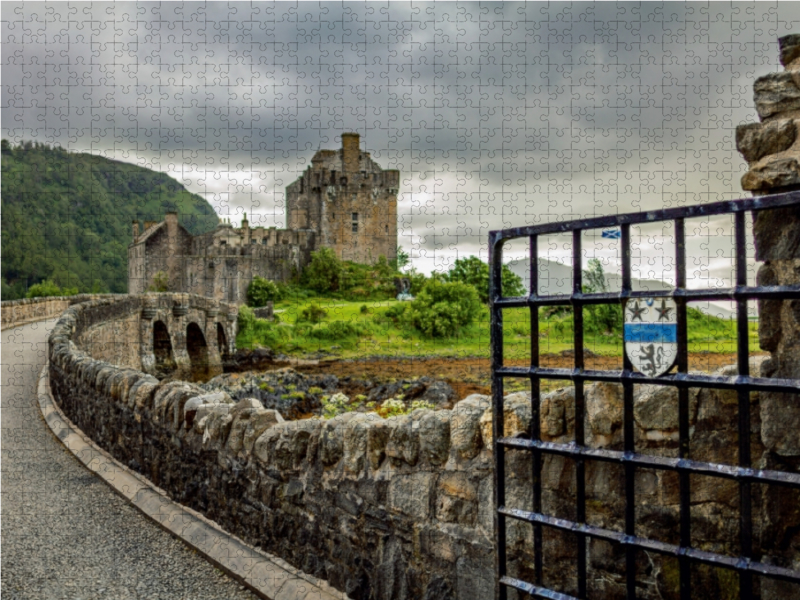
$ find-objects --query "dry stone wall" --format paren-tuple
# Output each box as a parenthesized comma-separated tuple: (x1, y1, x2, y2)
(46, 294, 800, 599)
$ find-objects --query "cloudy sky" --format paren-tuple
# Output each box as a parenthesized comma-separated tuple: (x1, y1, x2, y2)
(3, 2, 800, 295)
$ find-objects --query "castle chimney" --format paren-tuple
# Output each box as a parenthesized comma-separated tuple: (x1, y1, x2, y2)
(132, 220, 139, 242)
(341, 132, 360, 173)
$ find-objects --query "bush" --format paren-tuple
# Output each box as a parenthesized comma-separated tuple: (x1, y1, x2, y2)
(298, 303, 327, 323)
(308, 320, 366, 340)
(404, 280, 481, 338)
(26, 279, 78, 298)
(247, 276, 283, 307)
(302, 247, 349, 293)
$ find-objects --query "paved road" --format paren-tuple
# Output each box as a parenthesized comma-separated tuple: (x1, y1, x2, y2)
(2, 321, 259, 600)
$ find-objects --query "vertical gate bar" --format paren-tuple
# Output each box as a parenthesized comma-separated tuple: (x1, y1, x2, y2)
(675, 218, 691, 600)
(735, 211, 753, 600)
(572, 230, 587, 598)
(490, 234, 507, 600)
(621, 223, 637, 599)
(530, 235, 543, 586)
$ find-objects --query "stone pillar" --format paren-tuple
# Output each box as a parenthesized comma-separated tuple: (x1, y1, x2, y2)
(736, 33, 800, 596)
(737, 33, 800, 455)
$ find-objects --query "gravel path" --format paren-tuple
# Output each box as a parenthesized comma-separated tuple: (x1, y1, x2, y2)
(2, 321, 259, 600)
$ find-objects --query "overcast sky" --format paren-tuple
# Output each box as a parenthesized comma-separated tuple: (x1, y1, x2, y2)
(3, 1, 800, 293)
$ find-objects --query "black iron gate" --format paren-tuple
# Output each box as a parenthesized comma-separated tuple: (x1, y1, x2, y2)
(489, 191, 800, 600)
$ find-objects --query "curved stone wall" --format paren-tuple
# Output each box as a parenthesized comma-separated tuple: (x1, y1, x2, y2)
(46, 293, 800, 599)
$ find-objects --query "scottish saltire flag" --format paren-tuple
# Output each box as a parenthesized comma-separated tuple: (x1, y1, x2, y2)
(601, 228, 621, 239)
(624, 297, 678, 377)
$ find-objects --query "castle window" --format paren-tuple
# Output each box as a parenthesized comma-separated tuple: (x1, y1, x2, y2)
(262, 238, 267, 245)
(251, 239, 256, 244)
(352, 212, 359, 234)
(220, 240, 227, 246)
(385, 224, 388, 233)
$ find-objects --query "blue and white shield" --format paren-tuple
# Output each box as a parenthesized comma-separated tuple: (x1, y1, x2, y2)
(624, 298, 678, 377)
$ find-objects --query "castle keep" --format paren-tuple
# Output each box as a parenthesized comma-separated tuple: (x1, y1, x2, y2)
(128, 133, 399, 302)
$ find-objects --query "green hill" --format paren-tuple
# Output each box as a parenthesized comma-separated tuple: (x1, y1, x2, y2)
(1, 141, 219, 299)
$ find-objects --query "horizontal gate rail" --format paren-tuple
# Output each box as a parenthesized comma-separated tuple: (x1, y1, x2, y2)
(489, 189, 800, 600)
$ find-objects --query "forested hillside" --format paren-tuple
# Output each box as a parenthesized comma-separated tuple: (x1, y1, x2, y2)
(1, 141, 219, 299)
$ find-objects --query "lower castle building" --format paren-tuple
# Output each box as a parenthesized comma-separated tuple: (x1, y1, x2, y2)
(128, 133, 399, 303)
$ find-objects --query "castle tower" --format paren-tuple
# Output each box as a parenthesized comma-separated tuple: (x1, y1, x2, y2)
(285, 133, 399, 264)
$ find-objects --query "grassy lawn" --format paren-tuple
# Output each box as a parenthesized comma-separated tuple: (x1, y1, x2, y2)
(237, 297, 759, 360)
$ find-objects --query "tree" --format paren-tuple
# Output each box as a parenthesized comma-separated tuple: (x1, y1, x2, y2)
(26, 279, 77, 298)
(247, 276, 283, 307)
(404, 279, 481, 338)
(392, 246, 410, 271)
(582, 258, 622, 334)
(444, 255, 525, 303)
(301, 247, 349, 293)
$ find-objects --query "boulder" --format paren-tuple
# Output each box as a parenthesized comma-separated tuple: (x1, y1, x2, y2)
(479, 392, 532, 448)
(736, 119, 797, 163)
(419, 410, 451, 465)
(754, 72, 800, 120)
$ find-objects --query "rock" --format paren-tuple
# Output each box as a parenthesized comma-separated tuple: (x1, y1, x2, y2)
(420, 380, 456, 409)
(194, 404, 230, 434)
(754, 72, 800, 120)
(241, 409, 283, 455)
(366, 418, 390, 470)
(450, 395, 490, 459)
(388, 472, 433, 519)
(736, 119, 797, 163)
(540, 387, 575, 439)
(419, 410, 451, 465)
(435, 471, 478, 524)
(741, 155, 800, 192)
(757, 264, 783, 351)
(585, 382, 623, 439)
(202, 409, 234, 450)
(753, 207, 800, 261)
(343, 413, 382, 474)
(479, 392, 531, 448)
(230, 397, 263, 417)
(320, 413, 356, 466)
(633, 385, 698, 432)
(386, 414, 420, 466)
(183, 391, 231, 429)
(780, 33, 800, 67)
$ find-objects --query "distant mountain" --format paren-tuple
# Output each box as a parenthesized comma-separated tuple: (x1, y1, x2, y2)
(1, 141, 219, 298)
(506, 257, 737, 320)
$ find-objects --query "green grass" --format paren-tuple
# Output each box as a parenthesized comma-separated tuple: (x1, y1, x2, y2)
(237, 298, 759, 360)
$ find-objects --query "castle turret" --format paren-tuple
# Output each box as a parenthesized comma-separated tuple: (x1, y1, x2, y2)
(242, 212, 250, 244)
(341, 132, 360, 173)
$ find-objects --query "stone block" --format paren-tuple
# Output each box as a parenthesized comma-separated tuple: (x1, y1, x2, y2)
(435, 472, 478, 524)
(754, 72, 800, 120)
(419, 410, 450, 465)
(386, 414, 420, 466)
(450, 395, 489, 460)
(242, 409, 284, 456)
(388, 472, 433, 519)
(736, 119, 797, 163)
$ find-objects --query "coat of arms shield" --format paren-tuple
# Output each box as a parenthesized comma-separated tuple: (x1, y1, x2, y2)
(624, 298, 678, 377)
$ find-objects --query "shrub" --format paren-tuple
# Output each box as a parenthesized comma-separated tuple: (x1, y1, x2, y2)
(298, 303, 327, 323)
(26, 279, 78, 298)
(302, 247, 349, 293)
(322, 392, 351, 419)
(308, 320, 366, 340)
(379, 397, 407, 418)
(247, 276, 283, 307)
(403, 280, 481, 338)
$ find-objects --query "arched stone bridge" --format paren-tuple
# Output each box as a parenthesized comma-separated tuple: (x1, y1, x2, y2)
(68, 293, 238, 381)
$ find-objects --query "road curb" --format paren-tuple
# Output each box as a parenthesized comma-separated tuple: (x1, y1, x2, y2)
(37, 364, 346, 600)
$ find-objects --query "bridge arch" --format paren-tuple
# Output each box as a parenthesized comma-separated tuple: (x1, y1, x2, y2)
(217, 322, 231, 362)
(152, 320, 176, 377)
(186, 322, 210, 380)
